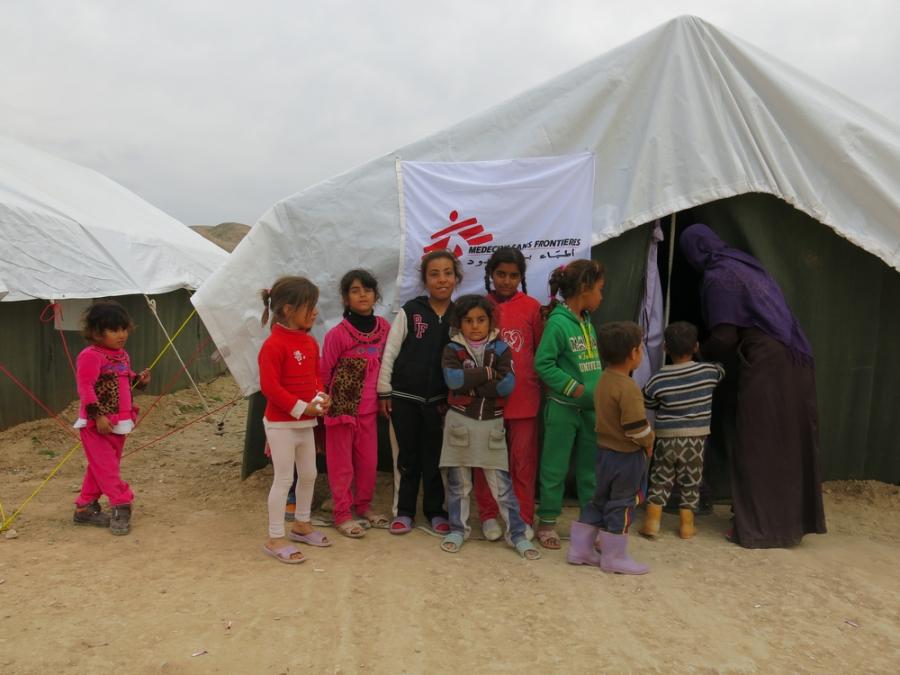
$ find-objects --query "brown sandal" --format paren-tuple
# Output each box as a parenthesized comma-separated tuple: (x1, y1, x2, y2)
(362, 512, 390, 529)
(537, 526, 561, 550)
(336, 519, 366, 538)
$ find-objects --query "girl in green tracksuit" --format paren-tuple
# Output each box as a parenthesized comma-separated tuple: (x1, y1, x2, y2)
(534, 259, 605, 549)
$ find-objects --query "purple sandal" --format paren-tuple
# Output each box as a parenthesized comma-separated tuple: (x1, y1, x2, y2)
(288, 529, 332, 547)
(262, 545, 306, 564)
(389, 516, 414, 535)
(430, 516, 451, 535)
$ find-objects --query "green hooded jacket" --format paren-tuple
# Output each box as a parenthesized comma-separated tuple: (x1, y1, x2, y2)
(534, 303, 602, 409)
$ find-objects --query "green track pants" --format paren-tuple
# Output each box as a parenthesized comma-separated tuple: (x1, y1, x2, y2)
(536, 399, 597, 525)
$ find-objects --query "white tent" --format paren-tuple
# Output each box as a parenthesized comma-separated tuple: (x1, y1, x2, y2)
(0, 136, 228, 430)
(0, 136, 227, 302)
(193, 15, 900, 396)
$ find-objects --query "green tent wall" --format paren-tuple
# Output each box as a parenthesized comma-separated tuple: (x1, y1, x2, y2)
(0, 290, 225, 431)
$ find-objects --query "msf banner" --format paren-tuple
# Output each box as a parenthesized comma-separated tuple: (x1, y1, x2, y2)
(397, 152, 595, 304)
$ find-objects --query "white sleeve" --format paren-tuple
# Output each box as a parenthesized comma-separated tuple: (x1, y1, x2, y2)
(377, 309, 407, 397)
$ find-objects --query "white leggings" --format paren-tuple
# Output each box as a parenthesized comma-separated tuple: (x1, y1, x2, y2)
(266, 426, 317, 538)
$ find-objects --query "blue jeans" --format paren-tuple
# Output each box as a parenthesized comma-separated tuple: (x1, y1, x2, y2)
(579, 446, 648, 534)
(445, 466, 528, 544)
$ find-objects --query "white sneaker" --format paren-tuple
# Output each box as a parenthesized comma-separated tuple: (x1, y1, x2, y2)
(482, 518, 503, 541)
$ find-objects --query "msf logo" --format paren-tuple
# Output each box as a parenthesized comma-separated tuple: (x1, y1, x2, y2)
(424, 210, 494, 258)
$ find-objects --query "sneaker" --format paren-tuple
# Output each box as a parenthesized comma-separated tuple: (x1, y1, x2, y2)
(109, 504, 132, 536)
(73, 500, 110, 527)
(481, 518, 503, 541)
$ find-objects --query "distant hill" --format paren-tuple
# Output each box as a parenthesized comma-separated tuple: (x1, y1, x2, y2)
(190, 222, 251, 252)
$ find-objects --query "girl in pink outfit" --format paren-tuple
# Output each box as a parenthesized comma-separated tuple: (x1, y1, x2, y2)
(473, 247, 543, 541)
(320, 270, 391, 538)
(73, 301, 150, 535)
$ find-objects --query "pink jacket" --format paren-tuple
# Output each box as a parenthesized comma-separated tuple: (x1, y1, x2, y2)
(75, 345, 139, 428)
(489, 291, 543, 419)
(320, 317, 390, 425)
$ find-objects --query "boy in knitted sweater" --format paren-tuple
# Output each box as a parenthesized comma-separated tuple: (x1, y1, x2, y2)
(640, 321, 724, 539)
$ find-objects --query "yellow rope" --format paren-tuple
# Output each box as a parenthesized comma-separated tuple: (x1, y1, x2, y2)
(145, 307, 197, 372)
(0, 307, 200, 532)
(1, 441, 81, 532)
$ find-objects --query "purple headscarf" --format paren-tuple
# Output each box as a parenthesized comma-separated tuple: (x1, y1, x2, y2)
(680, 224, 813, 361)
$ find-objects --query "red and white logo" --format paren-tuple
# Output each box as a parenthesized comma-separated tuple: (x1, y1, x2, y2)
(424, 210, 494, 258)
(501, 328, 524, 353)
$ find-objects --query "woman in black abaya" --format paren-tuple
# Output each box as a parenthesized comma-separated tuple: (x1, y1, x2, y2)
(680, 224, 826, 548)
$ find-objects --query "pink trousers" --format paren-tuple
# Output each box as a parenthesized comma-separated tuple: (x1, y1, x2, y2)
(325, 413, 378, 525)
(77, 427, 134, 507)
(473, 417, 538, 525)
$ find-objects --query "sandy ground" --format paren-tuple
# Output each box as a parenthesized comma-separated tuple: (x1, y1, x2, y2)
(1, 375, 899, 674)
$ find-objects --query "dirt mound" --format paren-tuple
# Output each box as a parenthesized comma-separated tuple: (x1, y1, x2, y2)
(190, 222, 251, 252)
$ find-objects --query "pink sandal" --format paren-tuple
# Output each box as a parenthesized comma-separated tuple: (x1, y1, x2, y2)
(430, 516, 451, 535)
(288, 530, 332, 547)
(390, 516, 414, 535)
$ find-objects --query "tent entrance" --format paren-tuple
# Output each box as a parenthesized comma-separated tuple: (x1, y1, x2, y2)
(654, 212, 732, 501)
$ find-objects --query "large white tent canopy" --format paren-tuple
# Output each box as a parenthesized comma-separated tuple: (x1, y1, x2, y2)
(0, 136, 227, 302)
(193, 15, 900, 395)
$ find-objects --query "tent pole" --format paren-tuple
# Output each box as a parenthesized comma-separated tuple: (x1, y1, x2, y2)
(144, 295, 212, 415)
(664, 212, 676, 327)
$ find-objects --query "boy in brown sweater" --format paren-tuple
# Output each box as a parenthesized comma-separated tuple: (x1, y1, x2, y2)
(567, 321, 654, 575)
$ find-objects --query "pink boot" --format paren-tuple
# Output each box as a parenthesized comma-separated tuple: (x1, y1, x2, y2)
(566, 521, 604, 567)
(597, 530, 649, 575)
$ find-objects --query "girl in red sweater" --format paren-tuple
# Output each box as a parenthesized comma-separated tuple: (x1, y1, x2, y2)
(472, 247, 543, 541)
(259, 276, 332, 564)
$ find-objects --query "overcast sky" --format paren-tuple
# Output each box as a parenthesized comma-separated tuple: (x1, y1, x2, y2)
(2, 1, 899, 226)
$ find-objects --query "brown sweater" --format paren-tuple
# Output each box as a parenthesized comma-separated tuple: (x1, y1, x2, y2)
(594, 369, 655, 453)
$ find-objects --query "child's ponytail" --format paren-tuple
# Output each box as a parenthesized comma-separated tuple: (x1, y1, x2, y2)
(261, 276, 319, 326)
(541, 266, 567, 319)
(260, 288, 273, 326)
(540, 259, 605, 320)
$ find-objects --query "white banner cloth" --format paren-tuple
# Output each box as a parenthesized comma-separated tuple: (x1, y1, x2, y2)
(398, 153, 595, 304)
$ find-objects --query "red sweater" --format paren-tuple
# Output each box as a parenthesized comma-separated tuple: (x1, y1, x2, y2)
(489, 291, 543, 419)
(258, 323, 323, 424)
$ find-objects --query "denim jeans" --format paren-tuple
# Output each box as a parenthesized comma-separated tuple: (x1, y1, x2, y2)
(445, 466, 528, 544)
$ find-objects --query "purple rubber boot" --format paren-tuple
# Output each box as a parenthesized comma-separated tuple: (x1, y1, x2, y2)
(597, 530, 649, 575)
(566, 521, 604, 567)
